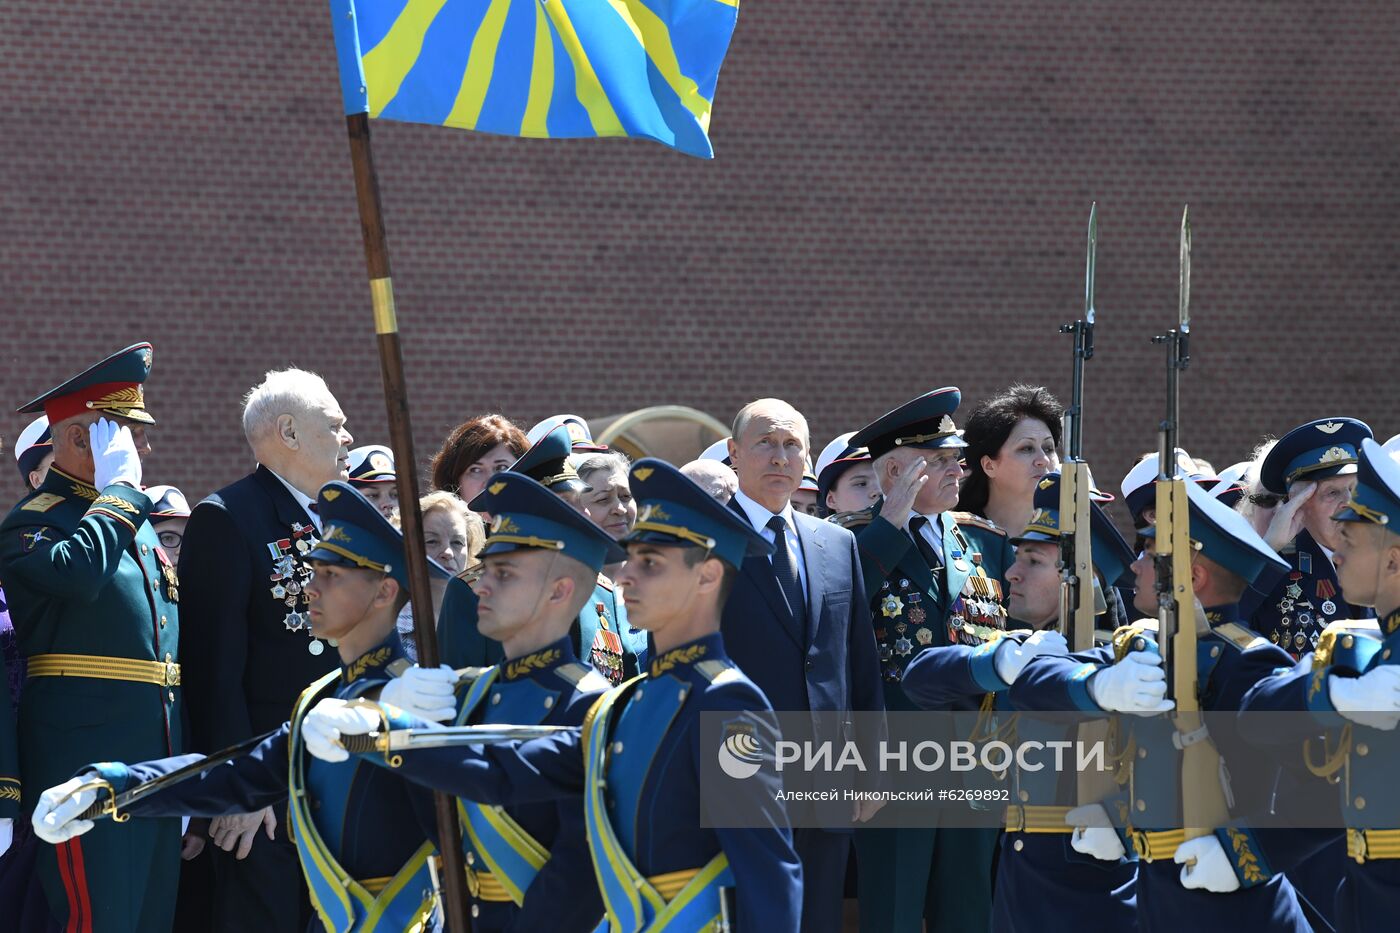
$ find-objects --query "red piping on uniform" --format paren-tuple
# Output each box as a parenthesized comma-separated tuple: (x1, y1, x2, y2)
(57, 838, 93, 933)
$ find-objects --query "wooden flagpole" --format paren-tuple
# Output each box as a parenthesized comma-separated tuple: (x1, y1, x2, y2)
(343, 111, 473, 932)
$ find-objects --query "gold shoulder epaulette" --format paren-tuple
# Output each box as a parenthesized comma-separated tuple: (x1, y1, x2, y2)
(1311, 619, 1383, 671)
(951, 511, 1007, 537)
(829, 506, 876, 530)
(457, 564, 483, 585)
(695, 659, 742, 686)
(595, 574, 614, 593)
(20, 493, 65, 514)
(1213, 622, 1271, 652)
(1112, 619, 1159, 661)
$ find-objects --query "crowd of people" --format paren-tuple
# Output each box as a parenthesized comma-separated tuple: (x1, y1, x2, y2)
(0, 341, 1396, 932)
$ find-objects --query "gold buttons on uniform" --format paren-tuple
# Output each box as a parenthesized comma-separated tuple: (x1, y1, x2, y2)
(141, 544, 149, 555)
(1355, 797, 1366, 810)
(471, 905, 480, 918)
(634, 689, 644, 702)
(613, 741, 624, 754)
(491, 693, 501, 705)
(1013, 839, 1024, 852)
(160, 615, 168, 628)
(1384, 649, 1392, 660)
(1342, 636, 1355, 649)
(543, 697, 554, 709)
(1018, 790, 1029, 802)
(1210, 646, 1220, 658)
(1136, 800, 1146, 812)
(1357, 743, 1369, 757)
(1138, 747, 1147, 759)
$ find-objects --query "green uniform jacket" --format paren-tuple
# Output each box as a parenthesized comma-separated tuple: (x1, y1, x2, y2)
(0, 467, 182, 797)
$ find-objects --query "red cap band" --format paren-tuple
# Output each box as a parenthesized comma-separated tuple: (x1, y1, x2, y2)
(43, 382, 140, 425)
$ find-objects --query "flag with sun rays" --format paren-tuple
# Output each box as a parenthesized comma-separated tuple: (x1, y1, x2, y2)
(328, 0, 740, 158)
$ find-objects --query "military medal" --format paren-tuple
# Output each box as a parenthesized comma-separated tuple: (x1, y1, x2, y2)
(881, 595, 904, 618)
(160, 560, 179, 603)
(915, 627, 933, 645)
(1316, 581, 1337, 617)
(1285, 583, 1303, 600)
(590, 601, 625, 685)
(308, 640, 324, 656)
(894, 637, 913, 656)
(267, 524, 321, 650)
(1321, 600, 1337, 616)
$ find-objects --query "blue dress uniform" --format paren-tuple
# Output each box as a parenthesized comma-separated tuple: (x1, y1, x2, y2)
(903, 472, 1139, 933)
(77, 481, 453, 932)
(438, 574, 504, 670)
(1240, 436, 1400, 931)
(476, 425, 647, 683)
(841, 387, 1008, 933)
(444, 472, 624, 931)
(1010, 481, 1312, 932)
(1247, 418, 1375, 658)
(353, 461, 803, 931)
(0, 344, 182, 933)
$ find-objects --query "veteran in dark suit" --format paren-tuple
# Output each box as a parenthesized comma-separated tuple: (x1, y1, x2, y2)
(0, 344, 182, 932)
(176, 368, 353, 933)
(719, 398, 884, 933)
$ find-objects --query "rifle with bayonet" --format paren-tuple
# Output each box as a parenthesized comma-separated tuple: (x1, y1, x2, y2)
(1058, 202, 1098, 654)
(1151, 206, 1229, 843)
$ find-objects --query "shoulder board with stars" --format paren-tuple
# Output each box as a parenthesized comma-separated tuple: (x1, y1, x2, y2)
(950, 512, 1006, 537)
(20, 493, 65, 513)
(828, 505, 877, 530)
(695, 659, 743, 685)
(1213, 622, 1272, 653)
(556, 662, 611, 693)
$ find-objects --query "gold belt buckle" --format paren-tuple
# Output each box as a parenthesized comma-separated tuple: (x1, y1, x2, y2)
(1348, 828, 1367, 864)
(163, 659, 180, 687)
(465, 867, 481, 898)
(1131, 830, 1151, 861)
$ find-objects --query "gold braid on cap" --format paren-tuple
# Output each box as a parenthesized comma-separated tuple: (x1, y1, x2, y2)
(1343, 498, 1390, 526)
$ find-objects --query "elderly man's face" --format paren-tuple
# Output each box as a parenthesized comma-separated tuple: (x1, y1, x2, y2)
(728, 408, 807, 508)
(296, 397, 353, 485)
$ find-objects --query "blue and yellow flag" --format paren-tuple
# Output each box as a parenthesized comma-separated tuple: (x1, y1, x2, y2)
(329, 0, 739, 158)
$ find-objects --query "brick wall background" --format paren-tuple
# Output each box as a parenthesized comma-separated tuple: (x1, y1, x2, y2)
(2, 1, 1397, 518)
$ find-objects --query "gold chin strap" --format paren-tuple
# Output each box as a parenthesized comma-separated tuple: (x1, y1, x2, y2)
(631, 519, 716, 551)
(1344, 498, 1390, 526)
(488, 534, 565, 551)
(312, 542, 391, 574)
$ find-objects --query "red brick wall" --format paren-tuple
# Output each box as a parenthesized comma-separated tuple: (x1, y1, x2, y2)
(3, 2, 1397, 515)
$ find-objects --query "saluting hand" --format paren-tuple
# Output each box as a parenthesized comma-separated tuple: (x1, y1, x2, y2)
(878, 458, 928, 529)
(89, 417, 142, 490)
(1262, 481, 1315, 552)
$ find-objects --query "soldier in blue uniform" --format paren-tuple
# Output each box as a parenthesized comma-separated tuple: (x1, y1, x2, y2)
(304, 459, 804, 931)
(371, 471, 619, 930)
(31, 482, 451, 932)
(1240, 436, 1400, 931)
(1010, 480, 1313, 932)
(839, 387, 1010, 933)
(901, 472, 1139, 932)
(1248, 417, 1375, 658)
(0, 343, 181, 933)
(474, 425, 647, 685)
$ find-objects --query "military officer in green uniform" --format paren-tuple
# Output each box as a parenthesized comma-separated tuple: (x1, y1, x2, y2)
(839, 387, 1008, 933)
(0, 343, 182, 933)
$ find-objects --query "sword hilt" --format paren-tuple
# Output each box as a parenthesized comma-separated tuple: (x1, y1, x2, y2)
(339, 732, 384, 755)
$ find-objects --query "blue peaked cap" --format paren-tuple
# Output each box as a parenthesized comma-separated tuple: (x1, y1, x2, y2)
(498, 424, 588, 495)
(305, 481, 451, 589)
(1335, 438, 1400, 528)
(473, 471, 624, 571)
(1259, 417, 1373, 495)
(623, 458, 774, 569)
(1012, 472, 1137, 588)
(1141, 480, 1288, 584)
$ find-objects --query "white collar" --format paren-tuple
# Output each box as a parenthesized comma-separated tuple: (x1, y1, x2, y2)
(912, 509, 944, 532)
(266, 466, 319, 529)
(733, 487, 798, 535)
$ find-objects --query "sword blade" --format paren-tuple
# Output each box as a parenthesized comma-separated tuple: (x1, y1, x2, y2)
(1085, 202, 1098, 326)
(340, 724, 572, 755)
(1178, 205, 1191, 332)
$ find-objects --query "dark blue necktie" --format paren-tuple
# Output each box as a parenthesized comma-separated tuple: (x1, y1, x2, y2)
(909, 516, 943, 571)
(767, 515, 807, 626)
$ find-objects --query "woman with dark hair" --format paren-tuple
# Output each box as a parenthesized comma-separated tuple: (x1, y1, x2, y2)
(957, 384, 1064, 535)
(428, 414, 529, 506)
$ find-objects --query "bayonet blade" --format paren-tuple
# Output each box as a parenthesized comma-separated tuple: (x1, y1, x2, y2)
(1085, 202, 1098, 326)
(1178, 205, 1191, 333)
(341, 724, 571, 755)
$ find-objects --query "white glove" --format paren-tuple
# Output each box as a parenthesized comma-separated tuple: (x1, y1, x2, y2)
(1175, 835, 1241, 893)
(303, 699, 382, 763)
(0, 818, 11, 858)
(1066, 804, 1126, 861)
(90, 418, 142, 489)
(32, 775, 102, 845)
(1329, 666, 1400, 730)
(993, 630, 1068, 685)
(378, 665, 459, 723)
(1088, 650, 1174, 715)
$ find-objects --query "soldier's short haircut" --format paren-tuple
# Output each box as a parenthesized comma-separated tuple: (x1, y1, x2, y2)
(241, 369, 335, 444)
(731, 398, 810, 449)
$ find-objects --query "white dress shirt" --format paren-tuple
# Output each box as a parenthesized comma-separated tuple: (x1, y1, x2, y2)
(911, 510, 944, 563)
(732, 488, 809, 595)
